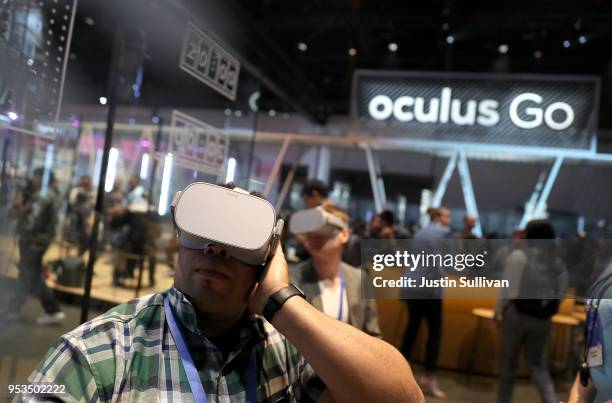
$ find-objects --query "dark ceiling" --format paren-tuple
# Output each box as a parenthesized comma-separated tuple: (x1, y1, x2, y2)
(65, 0, 612, 126)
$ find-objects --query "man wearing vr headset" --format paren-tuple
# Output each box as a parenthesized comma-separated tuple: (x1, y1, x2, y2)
(22, 183, 423, 403)
(289, 204, 381, 337)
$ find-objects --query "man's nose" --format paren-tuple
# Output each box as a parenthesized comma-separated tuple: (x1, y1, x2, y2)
(203, 243, 231, 260)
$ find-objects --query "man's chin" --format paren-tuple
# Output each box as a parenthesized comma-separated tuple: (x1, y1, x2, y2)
(193, 282, 229, 297)
(177, 281, 228, 301)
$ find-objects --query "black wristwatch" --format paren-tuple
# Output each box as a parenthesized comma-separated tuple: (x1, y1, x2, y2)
(263, 284, 306, 322)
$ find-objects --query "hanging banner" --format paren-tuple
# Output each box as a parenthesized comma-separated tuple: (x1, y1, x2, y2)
(351, 71, 600, 151)
(179, 22, 240, 101)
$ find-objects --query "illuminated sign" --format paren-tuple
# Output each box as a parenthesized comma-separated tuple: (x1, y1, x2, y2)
(352, 71, 600, 151)
(179, 22, 240, 101)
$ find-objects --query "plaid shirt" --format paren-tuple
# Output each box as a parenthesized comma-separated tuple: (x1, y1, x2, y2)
(18, 287, 326, 402)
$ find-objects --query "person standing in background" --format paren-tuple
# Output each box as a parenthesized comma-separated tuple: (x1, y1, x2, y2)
(66, 175, 94, 256)
(400, 206, 452, 398)
(66, 191, 93, 256)
(495, 220, 567, 403)
(300, 179, 331, 208)
(370, 210, 404, 239)
(1, 168, 65, 325)
(125, 174, 146, 206)
(107, 178, 124, 209)
(455, 213, 478, 239)
(68, 175, 92, 206)
(108, 176, 149, 287)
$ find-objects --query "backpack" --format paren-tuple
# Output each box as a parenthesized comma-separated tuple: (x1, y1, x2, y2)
(513, 249, 562, 318)
(514, 298, 561, 318)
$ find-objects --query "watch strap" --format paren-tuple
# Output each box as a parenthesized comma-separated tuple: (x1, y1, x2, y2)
(262, 284, 305, 322)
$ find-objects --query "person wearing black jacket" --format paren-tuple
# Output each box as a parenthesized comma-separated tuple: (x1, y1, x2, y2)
(495, 220, 567, 403)
(2, 168, 65, 325)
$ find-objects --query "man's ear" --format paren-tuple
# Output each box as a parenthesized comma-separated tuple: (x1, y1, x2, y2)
(173, 257, 182, 283)
(339, 227, 350, 244)
(244, 270, 262, 303)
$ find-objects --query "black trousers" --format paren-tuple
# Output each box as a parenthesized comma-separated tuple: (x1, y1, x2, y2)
(400, 299, 443, 373)
(9, 241, 61, 314)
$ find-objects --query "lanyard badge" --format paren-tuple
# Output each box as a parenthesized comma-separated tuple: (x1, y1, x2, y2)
(582, 299, 604, 387)
(337, 268, 345, 321)
(586, 301, 604, 368)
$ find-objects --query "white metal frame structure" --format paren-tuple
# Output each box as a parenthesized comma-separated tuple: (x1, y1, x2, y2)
(52, 121, 612, 231)
(233, 130, 612, 231)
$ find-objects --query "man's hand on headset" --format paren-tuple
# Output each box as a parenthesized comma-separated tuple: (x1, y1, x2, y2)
(247, 244, 290, 315)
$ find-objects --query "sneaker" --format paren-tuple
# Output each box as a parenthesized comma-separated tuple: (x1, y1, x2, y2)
(420, 375, 446, 399)
(36, 311, 66, 326)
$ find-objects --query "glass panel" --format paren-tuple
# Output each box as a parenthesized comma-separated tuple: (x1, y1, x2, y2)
(1, 1, 610, 400)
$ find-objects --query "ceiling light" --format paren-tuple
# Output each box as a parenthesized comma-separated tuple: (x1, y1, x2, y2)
(534, 50, 543, 59)
(446, 35, 455, 45)
(99, 96, 107, 105)
(498, 44, 509, 54)
(297, 42, 308, 52)
(442, 23, 450, 31)
(563, 40, 571, 48)
(84, 17, 95, 26)
(348, 48, 357, 56)
(388, 42, 398, 52)
(578, 35, 587, 44)
(268, 109, 276, 117)
(8, 111, 18, 121)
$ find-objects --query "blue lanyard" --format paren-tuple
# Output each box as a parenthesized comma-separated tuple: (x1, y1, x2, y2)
(585, 272, 612, 352)
(164, 296, 258, 403)
(337, 267, 345, 321)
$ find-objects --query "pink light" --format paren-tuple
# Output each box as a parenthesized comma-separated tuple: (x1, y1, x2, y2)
(71, 119, 80, 127)
(140, 139, 151, 148)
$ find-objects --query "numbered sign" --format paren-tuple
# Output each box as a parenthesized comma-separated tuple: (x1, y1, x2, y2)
(179, 22, 240, 101)
(168, 110, 229, 175)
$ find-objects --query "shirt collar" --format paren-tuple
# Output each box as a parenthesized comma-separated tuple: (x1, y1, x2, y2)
(166, 286, 266, 344)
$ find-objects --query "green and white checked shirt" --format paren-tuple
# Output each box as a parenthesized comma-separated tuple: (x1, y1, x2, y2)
(19, 287, 326, 402)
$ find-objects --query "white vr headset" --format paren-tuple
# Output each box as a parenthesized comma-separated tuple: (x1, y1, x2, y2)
(289, 206, 347, 236)
(171, 182, 284, 267)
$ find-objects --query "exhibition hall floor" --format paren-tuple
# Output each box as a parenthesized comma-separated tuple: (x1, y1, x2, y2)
(0, 236, 174, 306)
